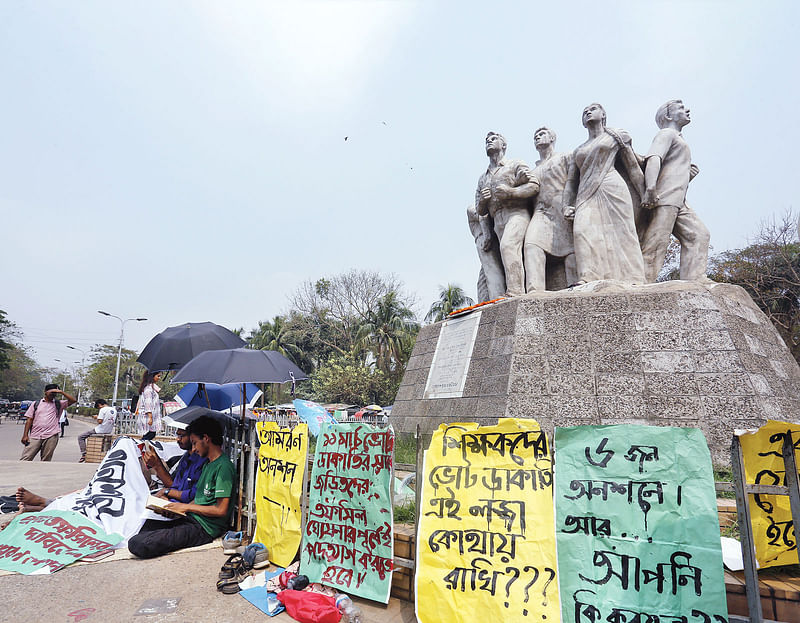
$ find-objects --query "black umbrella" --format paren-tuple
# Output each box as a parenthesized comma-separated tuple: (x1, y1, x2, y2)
(167, 405, 240, 429)
(171, 348, 309, 424)
(137, 322, 246, 372)
(171, 348, 309, 385)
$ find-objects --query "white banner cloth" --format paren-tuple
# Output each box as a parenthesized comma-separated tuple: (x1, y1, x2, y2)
(45, 437, 152, 547)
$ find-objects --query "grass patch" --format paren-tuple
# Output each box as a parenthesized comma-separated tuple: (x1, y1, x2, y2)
(721, 518, 740, 540)
(394, 501, 416, 523)
(714, 465, 736, 499)
(394, 433, 417, 465)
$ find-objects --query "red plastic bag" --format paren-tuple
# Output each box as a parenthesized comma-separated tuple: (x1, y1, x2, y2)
(276, 590, 340, 623)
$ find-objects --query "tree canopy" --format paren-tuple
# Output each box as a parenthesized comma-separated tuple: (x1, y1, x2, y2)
(708, 211, 800, 362)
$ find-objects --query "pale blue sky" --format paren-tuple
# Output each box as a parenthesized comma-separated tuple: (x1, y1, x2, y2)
(1, 1, 797, 372)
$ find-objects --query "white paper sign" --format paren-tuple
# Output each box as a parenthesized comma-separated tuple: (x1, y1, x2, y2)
(423, 311, 481, 399)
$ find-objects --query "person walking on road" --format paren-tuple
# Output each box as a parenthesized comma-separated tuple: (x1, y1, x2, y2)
(77, 399, 117, 462)
(136, 371, 163, 436)
(20, 383, 77, 461)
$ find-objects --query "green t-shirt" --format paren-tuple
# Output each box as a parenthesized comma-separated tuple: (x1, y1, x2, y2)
(189, 453, 236, 537)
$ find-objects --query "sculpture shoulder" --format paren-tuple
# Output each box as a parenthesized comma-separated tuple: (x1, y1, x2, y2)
(608, 127, 633, 145)
(651, 127, 680, 142)
(504, 158, 530, 171)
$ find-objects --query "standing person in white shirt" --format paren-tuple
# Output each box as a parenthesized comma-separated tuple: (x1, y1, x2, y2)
(77, 399, 117, 463)
(136, 371, 162, 436)
(59, 408, 68, 438)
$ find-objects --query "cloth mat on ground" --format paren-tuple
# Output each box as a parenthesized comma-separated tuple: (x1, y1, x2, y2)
(239, 568, 286, 616)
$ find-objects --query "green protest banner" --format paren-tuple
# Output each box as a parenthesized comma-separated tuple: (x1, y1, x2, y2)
(554, 425, 728, 622)
(301, 421, 394, 603)
(0, 510, 123, 575)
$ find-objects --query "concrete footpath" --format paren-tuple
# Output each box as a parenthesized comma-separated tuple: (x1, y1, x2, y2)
(0, 417, 417, 623)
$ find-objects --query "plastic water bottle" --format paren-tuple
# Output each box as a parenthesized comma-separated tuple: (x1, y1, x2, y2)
(335, 594, 362, 623)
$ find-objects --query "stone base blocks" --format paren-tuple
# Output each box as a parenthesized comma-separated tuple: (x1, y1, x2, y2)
(392, 280, 800, 464)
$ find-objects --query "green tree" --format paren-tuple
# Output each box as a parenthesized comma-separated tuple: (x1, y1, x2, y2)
(708, 210, 800, 362)
(356, 291, 419, 376)
(0, 345, 48, 400)
(85, 345, 141, 402)
(247, 315, 304, 365)
(310, 354, 393, 405)
(425, 284, 475, 323)
(0, 310, 17, 371)
(289, 269, 416, 358)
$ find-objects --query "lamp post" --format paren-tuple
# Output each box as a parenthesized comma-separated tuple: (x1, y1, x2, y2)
(98, 311, 147, 407)
(66, 345, 87, 406)
(53, 359, 69, 391)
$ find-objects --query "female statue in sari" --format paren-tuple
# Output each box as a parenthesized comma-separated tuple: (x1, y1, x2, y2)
(562, 103, 646, 284)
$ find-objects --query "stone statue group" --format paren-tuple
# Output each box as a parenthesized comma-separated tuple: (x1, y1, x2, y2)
(468, 100, 710, 301)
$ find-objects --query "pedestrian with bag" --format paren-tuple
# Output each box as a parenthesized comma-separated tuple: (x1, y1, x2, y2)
(59, 408, 68, 437)
(20, 383, 77, 461)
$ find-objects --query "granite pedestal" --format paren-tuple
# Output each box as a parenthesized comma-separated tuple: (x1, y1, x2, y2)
(392, 280, 800, 463)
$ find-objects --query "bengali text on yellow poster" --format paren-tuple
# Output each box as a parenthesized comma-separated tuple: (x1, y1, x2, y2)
(740, 419, 800, 568)
(415, 418, 559, 623)
(254, 422, 308, 567)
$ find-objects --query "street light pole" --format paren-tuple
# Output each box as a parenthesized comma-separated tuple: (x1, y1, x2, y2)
(53, 359, 68, 391)
(98, 311, 147, 407)
(53, 359, 79, 392)
(66, 345, 87, 406)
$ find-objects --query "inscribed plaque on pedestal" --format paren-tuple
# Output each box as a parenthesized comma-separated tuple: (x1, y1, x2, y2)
(424, 311, 481, 399)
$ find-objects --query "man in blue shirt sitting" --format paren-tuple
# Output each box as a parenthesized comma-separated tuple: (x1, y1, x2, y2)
(142, 427, 207, 502)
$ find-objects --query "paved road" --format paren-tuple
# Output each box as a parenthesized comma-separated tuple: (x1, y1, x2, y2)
(0, 416, 418, 623)
(0, 413, 94, 463)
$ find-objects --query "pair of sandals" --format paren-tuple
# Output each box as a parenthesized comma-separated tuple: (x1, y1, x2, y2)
(216, 553, 249, 594)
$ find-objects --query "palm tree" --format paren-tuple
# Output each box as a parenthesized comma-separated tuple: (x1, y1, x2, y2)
(356, 292, 420, 374)
(425, 284, 475, 323)
(247, 315, 304, 365)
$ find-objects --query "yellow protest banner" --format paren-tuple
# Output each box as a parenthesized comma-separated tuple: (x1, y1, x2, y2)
(739, 419, 800, 568)
(416, 418, 559, 623)
(254, 422, 308, 567)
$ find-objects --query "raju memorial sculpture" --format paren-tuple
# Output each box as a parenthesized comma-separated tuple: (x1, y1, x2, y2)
(397, 99, 800, 463)
(468, 100, 712, 300)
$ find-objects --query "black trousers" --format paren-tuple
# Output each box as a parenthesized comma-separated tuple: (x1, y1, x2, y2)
(128, 517, 213, 559)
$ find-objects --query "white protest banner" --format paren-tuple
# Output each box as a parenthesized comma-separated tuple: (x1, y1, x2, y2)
(46, 437, 151, 546)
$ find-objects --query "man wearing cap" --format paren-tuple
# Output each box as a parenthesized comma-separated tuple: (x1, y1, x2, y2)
(77, 399, 117, 463)
(20, 383, 77, 461)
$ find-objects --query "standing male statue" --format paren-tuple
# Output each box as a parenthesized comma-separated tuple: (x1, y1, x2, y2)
(475, 132, 539, 297)
(523, 127, 576, 291)
(640, 99, 710, 282)
(467, 204, 506, 302)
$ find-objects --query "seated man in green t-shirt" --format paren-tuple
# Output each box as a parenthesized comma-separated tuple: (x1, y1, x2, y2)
(128, 415, 237, 559)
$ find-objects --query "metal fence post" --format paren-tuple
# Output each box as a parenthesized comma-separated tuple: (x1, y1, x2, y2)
(731, 434, 763, 623)
(780, 430, 800, 567)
